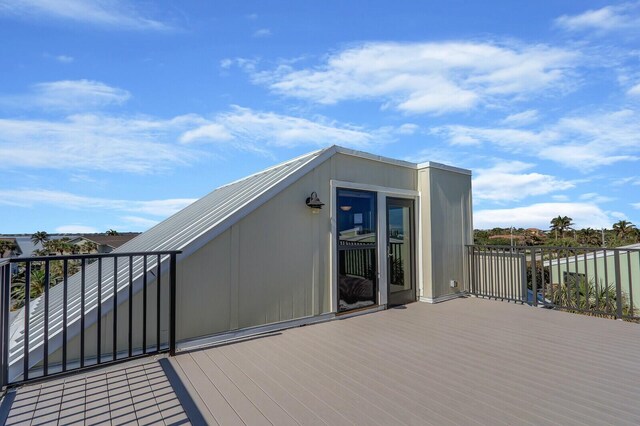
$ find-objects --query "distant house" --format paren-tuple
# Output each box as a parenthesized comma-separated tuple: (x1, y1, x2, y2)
(71, 233, 141, 253)
(0, 237, 22, 258)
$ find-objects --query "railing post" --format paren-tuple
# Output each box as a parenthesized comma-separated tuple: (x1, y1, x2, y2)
(531, 249, 537, 307)
(169, 253, 177, 356)
(614, 250, 623, 320)
(1, 261, 10, 388)
(469, 246, 475, 295)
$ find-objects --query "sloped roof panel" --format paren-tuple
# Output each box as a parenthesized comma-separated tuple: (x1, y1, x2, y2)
(7, 147, 331, 379)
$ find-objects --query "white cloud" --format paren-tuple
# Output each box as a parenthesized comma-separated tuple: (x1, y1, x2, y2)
(552, 195, 569, 201)
(180, 123, 234, 143)
(2, 80, 131, 111)
(179, 106, 384, 150)
(629, 83, 640, 96)
(119, 216, 160, 229)
(397, 123, 419, 135)
(633, 202, 640, 209)
(434, 109, 640, 170)
(253, 28, 271, 38)
(250, 41, 579, 114)
(0, 0, 171, 30)
(55, 55, 74, 63)
(55, 225, 100, 234)
(501, 109, 539, 126)
(474, 202, 614, 229)
(579, 193, 615, 203)
(555, 2, 640, 33)
(473, 161, 574, 202)
(0, 105, 400, 173)
(0, 189, 196, 217)
(0, 113, 202, 173)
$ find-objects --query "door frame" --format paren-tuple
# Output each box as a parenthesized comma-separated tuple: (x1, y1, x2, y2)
(386, 197, 416, 306)
(330, 180, 422, 312)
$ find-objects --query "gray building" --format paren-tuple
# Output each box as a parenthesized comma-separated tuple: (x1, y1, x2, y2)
(7, 146, 473, 381)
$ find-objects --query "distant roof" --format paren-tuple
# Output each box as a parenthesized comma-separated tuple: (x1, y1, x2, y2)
(79, 233, 140, 249)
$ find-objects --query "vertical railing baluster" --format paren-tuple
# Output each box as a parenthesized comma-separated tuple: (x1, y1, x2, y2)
(97, 258, 102, 365)
(627, 251, 633, 319)
(1, 262, 10, 388)
(593, 249, 600, 314)
(156, 254, 161, 352)
(23, 261, 31, 381)
(573, 249, 580, 311)
(583, 250, 589, 313)
(62, 259, 68, 372)
(604, 249, 610, 316)
(614, 250, 623, 320)
(565, 251, 571, 310)
(170, 253, 177, 356)
(80, 258, 86, 368)
(556, 250, 562, 308)
(113, 257, 118, 361)
(143, 255, 148, 354)
(483, 247, 488, 297)
(540, 248, 546, 304)
(128, 255, 133, 358)
(43, 260, 49, 376)
(531, 249, 538, 307)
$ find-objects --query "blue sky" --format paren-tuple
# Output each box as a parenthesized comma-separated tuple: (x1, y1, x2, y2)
(1, 0, 639, 233)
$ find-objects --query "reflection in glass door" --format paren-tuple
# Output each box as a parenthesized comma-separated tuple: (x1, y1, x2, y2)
(337, 189, 377, 313)
(387, 198, 415, 306)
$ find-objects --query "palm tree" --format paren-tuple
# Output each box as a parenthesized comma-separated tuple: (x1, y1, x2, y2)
(80, 241, 97, 254)
(0, 240, 17, 258)
(105, 229, 119, 236)
(612, 220, 636, 241)
(577, 228, 601, 246)
(550, 216, 573, 240)
(30, 231, 49, 248)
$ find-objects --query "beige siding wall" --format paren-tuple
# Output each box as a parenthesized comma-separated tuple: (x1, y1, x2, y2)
(419, 167, 473, 301)
(174, 153, 416, 342)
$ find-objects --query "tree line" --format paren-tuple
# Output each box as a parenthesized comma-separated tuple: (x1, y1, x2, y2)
(475, 218, 639, 247)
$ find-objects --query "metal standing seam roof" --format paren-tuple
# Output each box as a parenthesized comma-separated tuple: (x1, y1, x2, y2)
(8, 147, 331, 379)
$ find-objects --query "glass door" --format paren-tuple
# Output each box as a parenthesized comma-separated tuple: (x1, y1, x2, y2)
(337, 189, 377, 313)
(386, 198, 415, 306)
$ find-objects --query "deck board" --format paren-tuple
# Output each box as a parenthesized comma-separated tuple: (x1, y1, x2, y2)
(4, 297, 640, 425)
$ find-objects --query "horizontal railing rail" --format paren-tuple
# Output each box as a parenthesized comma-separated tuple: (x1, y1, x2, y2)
(467, 245, 640, 321)
(1, 250, 181, 388)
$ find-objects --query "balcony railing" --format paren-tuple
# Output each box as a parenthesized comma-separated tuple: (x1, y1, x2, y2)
(0, 250, 180, 388)
(466, 245, 640, 321)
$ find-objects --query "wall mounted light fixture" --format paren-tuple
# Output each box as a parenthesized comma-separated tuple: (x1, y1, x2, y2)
(305, 192, 325, 211)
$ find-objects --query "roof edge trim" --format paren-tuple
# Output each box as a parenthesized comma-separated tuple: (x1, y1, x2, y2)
(334, 146, 418, 169)
(417, 161, 472, 176)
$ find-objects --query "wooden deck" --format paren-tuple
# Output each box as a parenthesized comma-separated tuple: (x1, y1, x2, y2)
(4, 297, 640, 425)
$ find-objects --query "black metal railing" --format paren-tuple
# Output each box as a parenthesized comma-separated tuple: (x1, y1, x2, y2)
(467, 245, 640, 321)
(0, 250, 180, 388)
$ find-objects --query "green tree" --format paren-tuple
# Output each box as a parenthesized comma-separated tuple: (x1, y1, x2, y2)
(30, 231, 49, 247)
(0, 240, 18, 257)
(105, 229, 119, 236)
(550, 216, 573, 240)
(80, 241, 97, 254)
(577, 228, 601, 247)
(612, 220, 636, 242)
